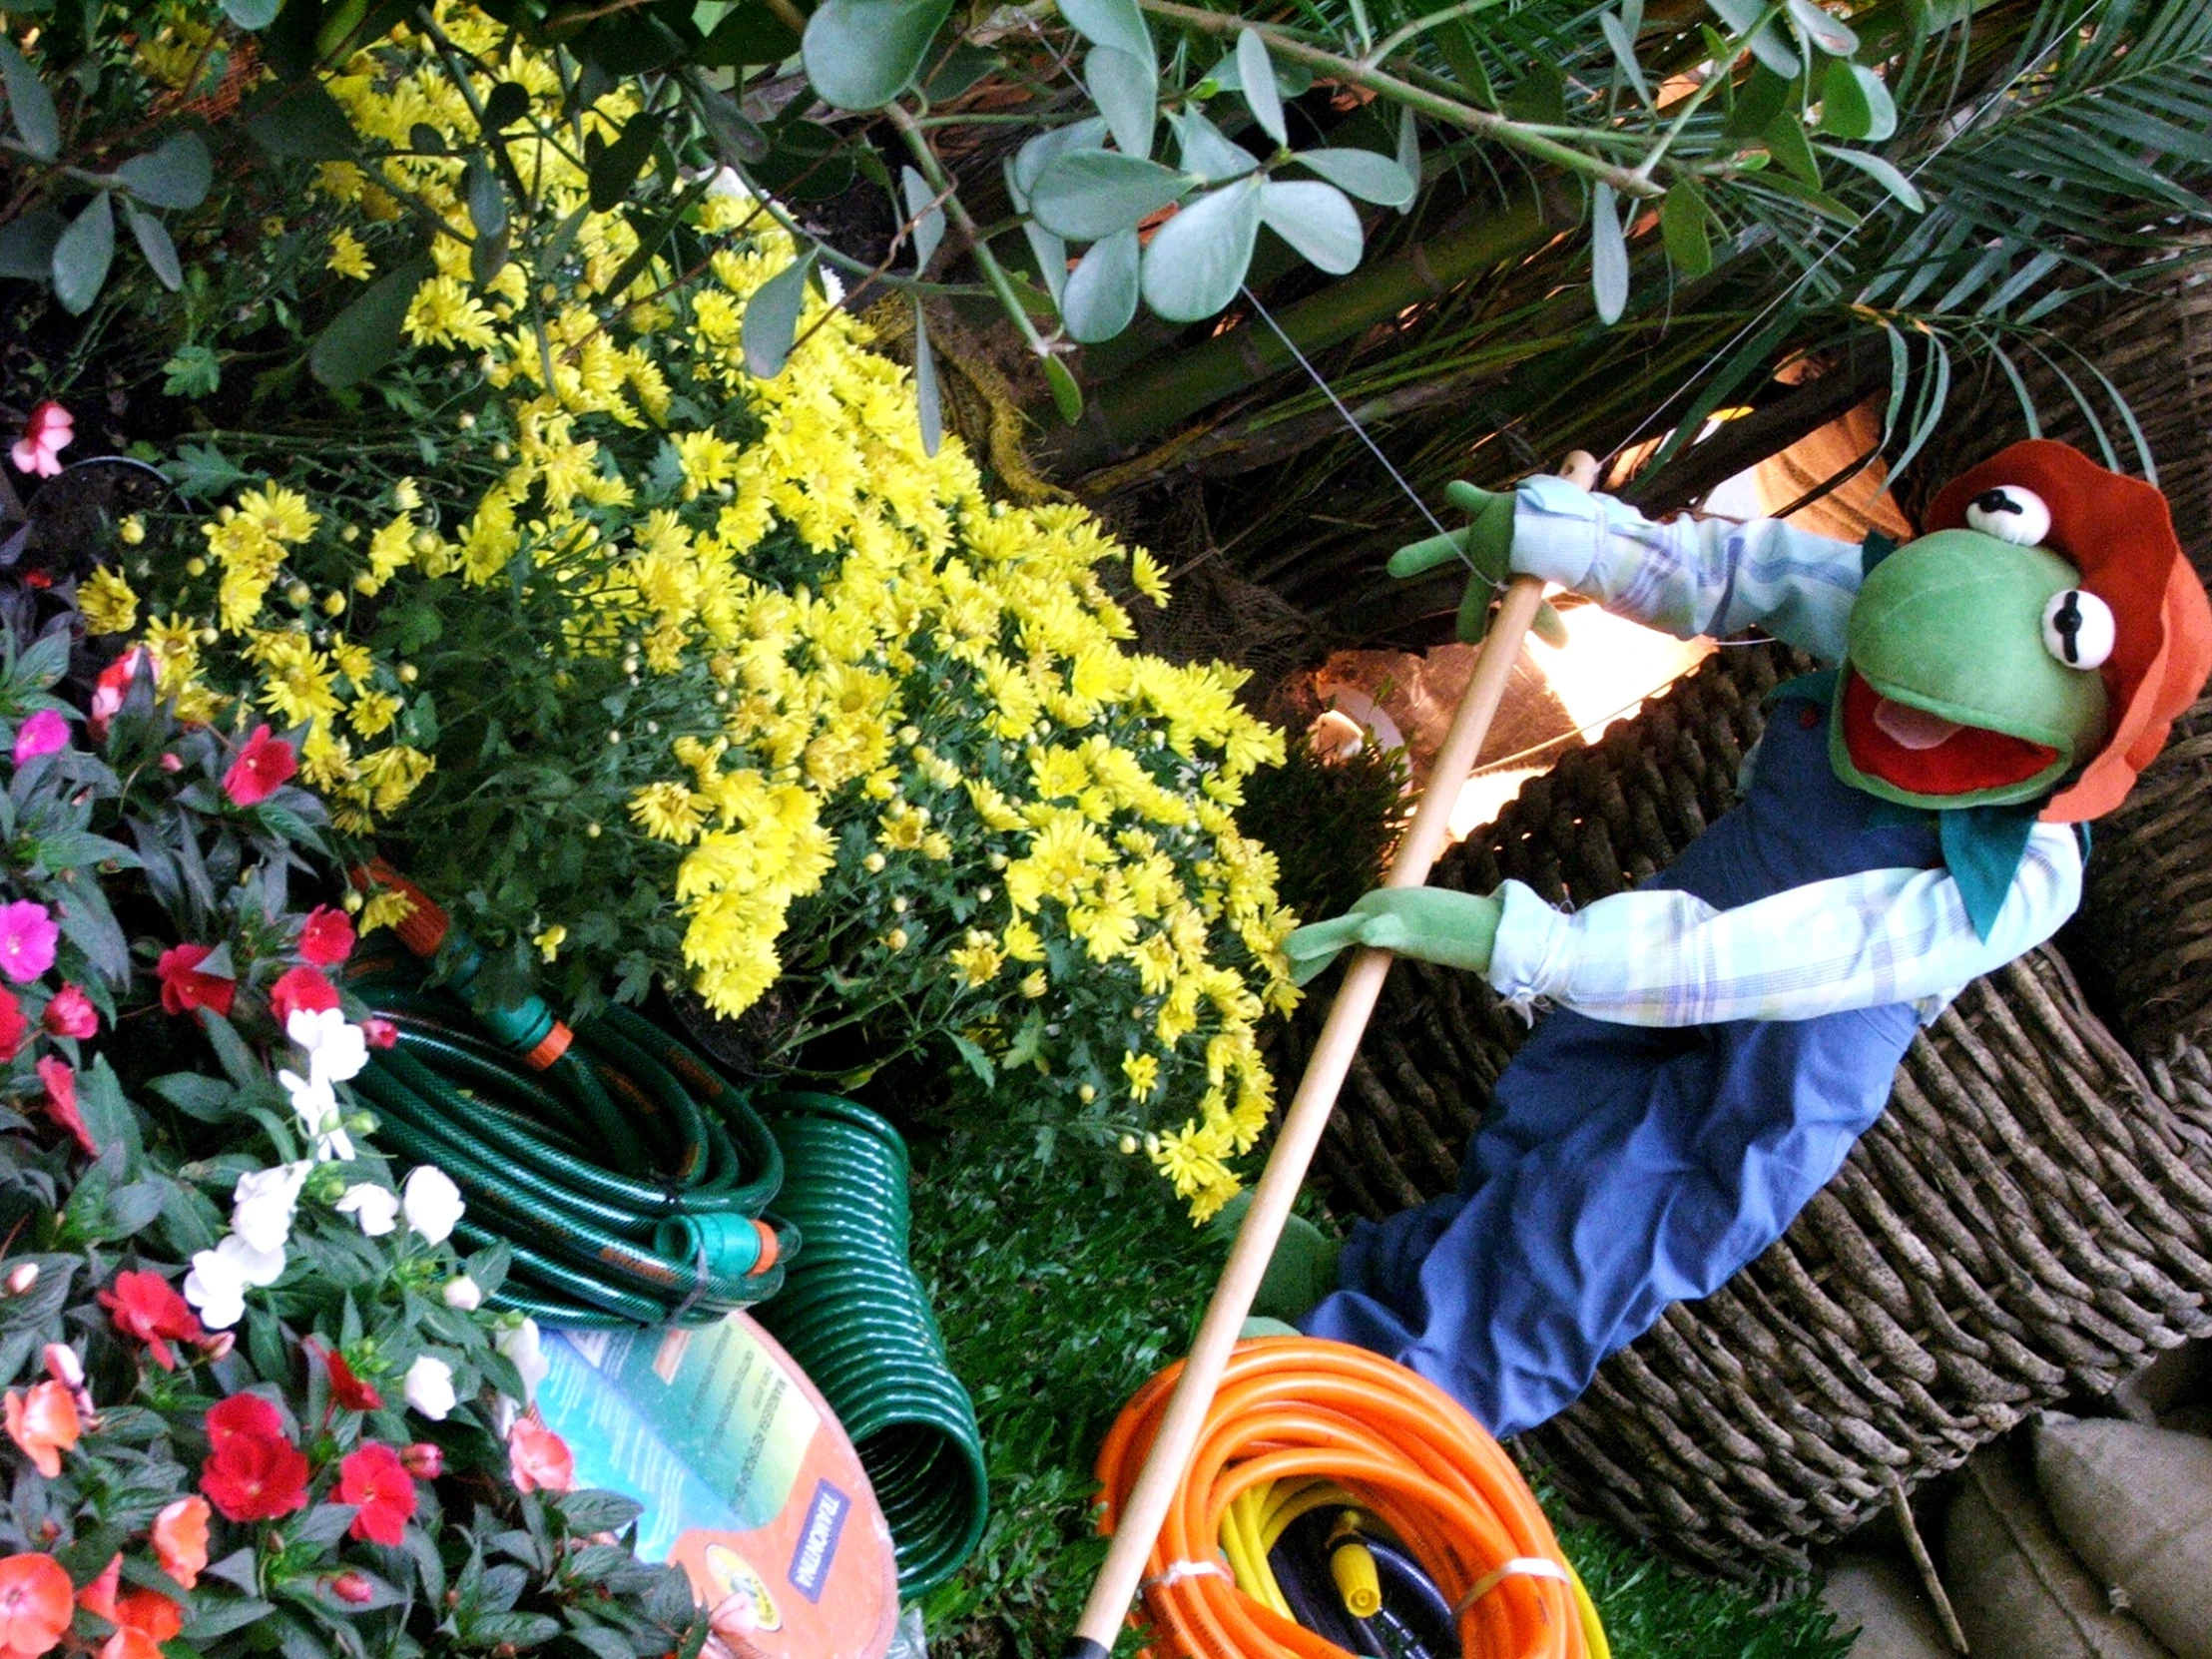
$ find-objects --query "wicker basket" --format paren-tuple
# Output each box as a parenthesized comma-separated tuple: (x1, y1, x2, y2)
(1281, 644, 2212, 1577)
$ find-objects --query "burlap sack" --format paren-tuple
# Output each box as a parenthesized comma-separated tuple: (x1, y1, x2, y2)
(2032, 1412, 2212, 1659)
(1944, 1443, 2175, 1659)
(1817, 1553, 1952, 1659)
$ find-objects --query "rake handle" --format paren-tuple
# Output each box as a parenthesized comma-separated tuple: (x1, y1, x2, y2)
(1063, 572, 1550, 1658)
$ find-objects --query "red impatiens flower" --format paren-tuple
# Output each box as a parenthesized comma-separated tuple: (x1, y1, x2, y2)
(87, 647, 147, 742)
(35, 1057, 94, 1159)
(506, 1418, 576, 1495)
(360, 1017, 399, 1050)
(0, 1550, 71, 1658)
(199, 1392, 308, 1522)
(156, 944, 236, 1019)
(268, 965, 337, 1027)
(41, 984, 96, 1040)
(222, 725, 296, 807)
(314, 1344, 383, 1412)
(10, 401, 71, 479)
(0, 986, 28, 1064)
(336, 1441, 418, 1545)
(296, 905, 355, 967)
(97, 1271, 206, 1372)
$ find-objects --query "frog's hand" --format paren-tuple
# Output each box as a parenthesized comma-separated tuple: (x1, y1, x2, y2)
(1389, 479, 1569, 647)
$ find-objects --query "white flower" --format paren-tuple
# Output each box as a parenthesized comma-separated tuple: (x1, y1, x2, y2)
(496, 1316, 548, 1404)
(336, 1183, 399, 1237)
(403, 1354, 456, 1419)
(278, 1065, 353, 1162)
(231, 1162, 311, 1255)
(442, 1275, 482, 1311)
(288, 1006, 368, 1085)
(183, 1235, 286, 1332)
(402, 1165, 465, 1245)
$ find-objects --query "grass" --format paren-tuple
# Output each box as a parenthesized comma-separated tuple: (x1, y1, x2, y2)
(906, 1128, 1857, 1658)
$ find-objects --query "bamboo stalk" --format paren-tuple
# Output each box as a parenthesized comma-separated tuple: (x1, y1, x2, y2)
(1062, 571, 1550, 1659)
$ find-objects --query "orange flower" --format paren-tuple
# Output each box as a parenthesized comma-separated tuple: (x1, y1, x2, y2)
(0, 1552, 71, 1659)
(2, 1384, 78, 1479)
(98, 1633, 163, 1659)
(151, 1496, 209, 1590)
(111, 1588, 182, 1645)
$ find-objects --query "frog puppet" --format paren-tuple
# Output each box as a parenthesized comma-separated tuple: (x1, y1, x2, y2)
(1282, 439, 2212, 1439)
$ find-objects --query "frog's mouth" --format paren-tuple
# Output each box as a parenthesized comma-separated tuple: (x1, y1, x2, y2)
(1841, 669, 2059, 796)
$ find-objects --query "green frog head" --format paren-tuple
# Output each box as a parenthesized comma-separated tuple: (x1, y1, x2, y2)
(1831, 504, 2110, 810)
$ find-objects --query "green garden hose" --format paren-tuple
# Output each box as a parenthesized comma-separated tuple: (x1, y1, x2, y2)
(752, 1092, 990, 1598)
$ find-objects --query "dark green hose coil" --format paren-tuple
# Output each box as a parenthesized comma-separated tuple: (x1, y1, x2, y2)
(752, 1092, 990, 1598)
(352, 978, 795, 1327)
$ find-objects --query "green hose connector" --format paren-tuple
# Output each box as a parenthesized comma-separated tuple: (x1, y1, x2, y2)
(751, 1092, 989, 1598)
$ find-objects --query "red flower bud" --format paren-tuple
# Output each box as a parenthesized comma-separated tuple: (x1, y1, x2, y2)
(329, 1571, 375, 1605)
(400, 1441, 443, 1479)
(360, 1016, 400, 1050)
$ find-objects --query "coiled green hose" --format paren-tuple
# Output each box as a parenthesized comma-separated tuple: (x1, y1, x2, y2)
(753, 1093, 990, 1597)
(352, 973, 795, 1326)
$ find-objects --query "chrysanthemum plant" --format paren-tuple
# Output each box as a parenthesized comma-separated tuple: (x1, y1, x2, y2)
(0, 630, 707, 1659)
(103, 7, 1300, 1220)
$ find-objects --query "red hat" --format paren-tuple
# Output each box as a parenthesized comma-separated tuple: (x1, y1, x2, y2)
(1928, 439, 2212, 822)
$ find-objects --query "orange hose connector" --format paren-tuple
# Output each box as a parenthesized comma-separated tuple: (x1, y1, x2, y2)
(1095, 1337, 1595, 1659)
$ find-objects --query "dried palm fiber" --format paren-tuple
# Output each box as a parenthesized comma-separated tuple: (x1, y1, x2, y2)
(1274, 641, 2212, 1578)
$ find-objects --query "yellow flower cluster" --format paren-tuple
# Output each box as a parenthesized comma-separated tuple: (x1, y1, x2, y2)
(141, 8, 1298, 1219)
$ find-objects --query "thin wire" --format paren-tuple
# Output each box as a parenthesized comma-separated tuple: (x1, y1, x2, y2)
(1242, 284, 1455, 542)
(1607, 0, 2103, 464)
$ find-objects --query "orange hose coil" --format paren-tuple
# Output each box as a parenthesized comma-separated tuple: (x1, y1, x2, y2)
(1095, 1337, 1591, 1659)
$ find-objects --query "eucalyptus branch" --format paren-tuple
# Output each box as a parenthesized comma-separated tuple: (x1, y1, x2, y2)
(1360, 0, 1510, 70)
(730, 183, 989, 296)
(1633, 3, 1785, 181)
(884, 102, 1060, 356)
(1127, 0, 1665, 198)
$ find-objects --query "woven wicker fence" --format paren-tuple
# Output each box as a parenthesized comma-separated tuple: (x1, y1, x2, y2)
(1279, 644, 2212, 1578)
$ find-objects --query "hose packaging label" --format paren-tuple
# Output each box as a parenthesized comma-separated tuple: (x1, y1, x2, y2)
(538, 1313, 901, 1659)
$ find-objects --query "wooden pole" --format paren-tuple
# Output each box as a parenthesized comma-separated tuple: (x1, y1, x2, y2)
(1063, 571, 1551, 1657)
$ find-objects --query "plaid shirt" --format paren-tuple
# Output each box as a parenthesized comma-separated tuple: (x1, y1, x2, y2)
(1483, 481, 2082, 1027)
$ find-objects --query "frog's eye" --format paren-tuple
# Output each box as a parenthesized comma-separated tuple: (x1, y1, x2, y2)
(2042, 588, 2115, 669)
(1966, 484, 2052, 547)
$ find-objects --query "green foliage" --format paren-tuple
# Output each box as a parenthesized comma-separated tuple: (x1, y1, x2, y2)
(1238, 735, 1407, 928)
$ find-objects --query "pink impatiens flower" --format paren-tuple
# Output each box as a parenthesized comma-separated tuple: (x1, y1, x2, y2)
(42, 983, 96, 1039)
(11, 710, 67, 765)
(88, 647, 147, 740)
(9, 401, 71, 478)
(0, 901, 57, 984)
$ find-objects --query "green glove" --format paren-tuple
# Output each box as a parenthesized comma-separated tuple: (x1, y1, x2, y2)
(1386, 481, 1568, 647)
(1282, 886, 1504, 987)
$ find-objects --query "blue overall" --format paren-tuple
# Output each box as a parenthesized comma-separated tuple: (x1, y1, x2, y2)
(1304, 678, 1941, 1438)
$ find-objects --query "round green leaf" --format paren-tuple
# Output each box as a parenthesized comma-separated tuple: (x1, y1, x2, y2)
(1010, 118, 1108, 209)
(309, 258, 432, 388)
(0, 41, 58, 160)
(243, 80, 359, 160)
(1394, 106, 1419, 217)
(1820, 143, 1925, 212)
(900, 166, 944, 272)
(1236, 30, 1285, 147)
(1786, 0, 1857, 56)
(743, 251, 819, 378)
(1043, 355, 1084, 424)
(1589, 180, 1627, 325)
(1659, 180, 1711, 276)
(1023, 221, 1070, 305)
(1169, 108, 1260, 184)
(913, 302, 942, 456)
(1288, 147, 1415, 209)
(1086, 45, 1156, 160)
(481, 80, 532, 131)
(1140, 176, 1263, 323)
(222, 0, 281, 25)
(125, 201, 183, 291)
(52, 192, 116, 316)
(116, 133, 215, 210)
(1817, 60, 1896, 143)
(1061, 228, 1139, 342)
(1058, 0, 1151, 64)
(1029, 149, 1186, 242)
(1259, 180, 1362, 275)
(465, 156, 508, 241)
(802, 0, 956, 111)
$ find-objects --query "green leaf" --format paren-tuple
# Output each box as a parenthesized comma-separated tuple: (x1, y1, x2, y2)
(558, 1490, 646, 1534)
(151, 1072, 238, 1122)
(948, 1030, 995, 1087)
(1060, 227, 1138, 342)
(1023, 221, 1069, 305)
(1028, 149, 1186, 241)
(1259, 180, 1361, 275)
(699, 4, 802, 66)
(743, 249, 817, 378)
(166, 440, 251, 497)
(0, 210, 62, 280)
(0, 41, 58, 160)
(162, 343, 222, 397)
(1706, 0, 1800, 77)
(244, 80, 358, 160)
(1659, 180, 1711, 276)
(587, 110, 665, 212)
(308, 257, 431, 388)
(899, 166, 943, 272)
(1140, 175, 1262, 322)
(116, 132, 214, 209)
(1058, 0, 1151, 63)
(1819, 143, 1925, 211)
(223, 0, 282, 24)
(1723, 65, 1793, 141)
(801, 0, 955, 111)
(1394, 106, 1419, 217)
(1435, 22, 1496, 109)
(1764, 110, 1821, 187)
(480, 79, 530, 130)
(925, 43, 1001, 101)
(125, 201, 182, 290)
(1012, 119, 1107, 209)
(1168, 108, 1260, 184)
(1043, 355, 1083, 423)
(913, 304, 941, 457)
(52, 192, 116, 316)
(1589, 180, 1627, 325)
(465, 156, 507, 240)
(1503, 63, 1566, 126)
(1236, 30, 1285, 147)
(1288, 147, 1414, 208)
(1786, 0, 1856, 56)
(1600, 7, 1650, 107)
(688, 74, 770, 167)
(1086, 45, 1156, 160)
(1817, 59, 1896, 142)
